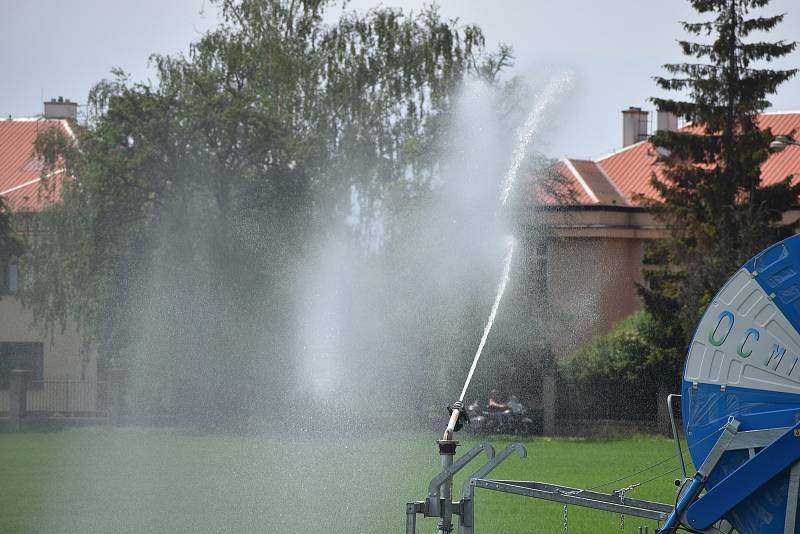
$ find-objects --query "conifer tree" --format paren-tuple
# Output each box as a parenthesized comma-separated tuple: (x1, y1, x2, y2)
(643, 0, 798, 373)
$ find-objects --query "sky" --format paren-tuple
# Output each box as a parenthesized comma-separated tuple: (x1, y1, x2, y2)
(1, 0, 798, 159)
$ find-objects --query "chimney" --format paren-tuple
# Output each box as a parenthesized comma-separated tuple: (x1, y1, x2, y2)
(43, 96, 77, 120)
(621, 107, 649, 147)
(656, 109, 678, 133)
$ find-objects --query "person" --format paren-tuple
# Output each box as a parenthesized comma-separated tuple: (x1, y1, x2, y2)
(487, 389, 507, 411)
(507, 394, 524, 414)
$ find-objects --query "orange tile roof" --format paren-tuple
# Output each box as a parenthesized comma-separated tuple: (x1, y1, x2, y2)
(532, 160, 595, 205)
(0, 118, 73, 211)
(595, 111, 800, 206)
(534, 158, 629, 207)
(596, 141, 661, 205)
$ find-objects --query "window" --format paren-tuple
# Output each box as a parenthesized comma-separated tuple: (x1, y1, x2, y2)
(527, 239, 548, 297)
(0, 342, 44, 389)
(0, 261, 18, 295)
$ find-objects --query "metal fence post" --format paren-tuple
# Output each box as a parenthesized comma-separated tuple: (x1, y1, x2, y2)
(9, 369, 30, 432)
(107, 368, 126, 426)
(542, 367, 557, 436)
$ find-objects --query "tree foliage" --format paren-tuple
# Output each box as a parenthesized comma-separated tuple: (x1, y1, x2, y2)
(24, 0, 512, 423)
(645, 0, 797, 379)
(564, 0, 797, 386)
(0, 197, 22, 268)
(560, 312, 667, 381)
(559, 312, 665, 419)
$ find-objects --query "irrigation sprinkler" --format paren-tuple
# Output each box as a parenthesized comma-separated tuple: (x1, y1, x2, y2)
(407, 233, 800, 533)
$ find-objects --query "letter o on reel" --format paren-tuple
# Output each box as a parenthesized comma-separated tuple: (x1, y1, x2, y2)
(709, 310, 735, 347)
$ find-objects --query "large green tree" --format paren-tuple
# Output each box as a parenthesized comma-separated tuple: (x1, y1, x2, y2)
(26, 0, 511, 424)
(642, 0, 799, 381)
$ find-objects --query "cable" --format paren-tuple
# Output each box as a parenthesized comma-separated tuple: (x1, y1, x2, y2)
(586, 421, 735, 492)
(633, 467, 680, 489)
(588, 455, 677, 491)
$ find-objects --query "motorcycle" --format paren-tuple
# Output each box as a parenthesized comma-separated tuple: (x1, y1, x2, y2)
(465, 395, 535, 435)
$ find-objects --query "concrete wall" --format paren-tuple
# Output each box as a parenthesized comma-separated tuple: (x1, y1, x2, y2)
(546, 236, 644, 356)
(0, 296, 93, 381)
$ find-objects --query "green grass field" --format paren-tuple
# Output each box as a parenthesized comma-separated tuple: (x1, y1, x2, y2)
(0, 428, 686, 533)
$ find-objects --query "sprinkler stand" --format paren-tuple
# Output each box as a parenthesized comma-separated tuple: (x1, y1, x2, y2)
(437, 439, 459, 534)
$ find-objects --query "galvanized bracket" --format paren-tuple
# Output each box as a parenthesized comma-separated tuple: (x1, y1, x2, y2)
(462, 443, 527, 501)
(426, 443, 495, 518)
(459, 443, 527, 532)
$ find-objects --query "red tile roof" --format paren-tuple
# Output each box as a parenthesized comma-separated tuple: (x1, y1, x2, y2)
(597, 142, 660, 205)
(545, 111, 800, 207)
(601, 111, 800, 205)
(534, 160, 595, 205)
(0, 118, 74, 211)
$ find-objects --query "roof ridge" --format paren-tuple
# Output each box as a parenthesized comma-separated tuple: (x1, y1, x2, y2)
(759, 110, 800, 116)
(593, 160, 630, 207)
(2, 117, 43, 122)
(595, 140, 648, 162)
(562, 158, 599, 204)
(0, 169, 64, 197)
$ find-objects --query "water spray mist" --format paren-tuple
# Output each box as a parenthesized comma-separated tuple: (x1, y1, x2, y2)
(435, 74, 572, 534)
(442, 73, 574, 443)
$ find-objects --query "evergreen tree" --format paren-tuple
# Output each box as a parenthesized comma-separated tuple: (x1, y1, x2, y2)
(640, 0, 799, 381)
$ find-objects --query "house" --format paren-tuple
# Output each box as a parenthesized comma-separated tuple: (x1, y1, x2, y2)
(526, 108, 800, 356)
(0, 99, 98, 416)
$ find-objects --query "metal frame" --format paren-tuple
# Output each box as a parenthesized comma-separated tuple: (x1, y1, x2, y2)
(407, 416, 800, 533)
(667, 394, 687, 478)
(470, 479, 671, 521)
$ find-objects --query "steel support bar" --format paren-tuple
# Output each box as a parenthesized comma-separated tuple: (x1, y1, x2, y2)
(406, 502, 424, 534)
(660, 418, 741, 534)
(459, 444, 527, 534)
(687, 422, 800, 531)
(471, 479, 671, 521)
(427, 443, 494, 518)
(727, 427, 789, 450)
(490, 480, 674, 514)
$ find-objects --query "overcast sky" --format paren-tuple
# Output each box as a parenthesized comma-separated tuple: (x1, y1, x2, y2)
(1, 0, 798, 158)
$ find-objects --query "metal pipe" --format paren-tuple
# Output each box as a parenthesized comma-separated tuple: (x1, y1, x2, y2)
(406, 503, 417, 534)
(444, 408, 461, 441)
(660, 475, 705, 533)
(667, 394, 687, 478)
(438, 440, 458, 534)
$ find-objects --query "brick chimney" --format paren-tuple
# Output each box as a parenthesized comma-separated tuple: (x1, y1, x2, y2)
(656, 109, 678, 133)
(622, 107, 649, 147)
(44, 97, 77, 120)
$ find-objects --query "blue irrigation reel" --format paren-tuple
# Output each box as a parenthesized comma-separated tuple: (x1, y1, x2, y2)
(406, 234, 800, 534)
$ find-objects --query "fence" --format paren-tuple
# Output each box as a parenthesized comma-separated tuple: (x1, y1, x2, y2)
(26, 380, 107, 417)
(0, 378, 107, 418)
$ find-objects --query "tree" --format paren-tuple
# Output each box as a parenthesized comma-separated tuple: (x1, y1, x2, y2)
(0, 197, 22, 276)
(560, 0, 798, 392)
(641, 0, 799, 381)
(25, 0, 512, 425)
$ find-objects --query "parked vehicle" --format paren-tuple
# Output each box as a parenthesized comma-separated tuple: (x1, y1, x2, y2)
(465, 395, 535, 435)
